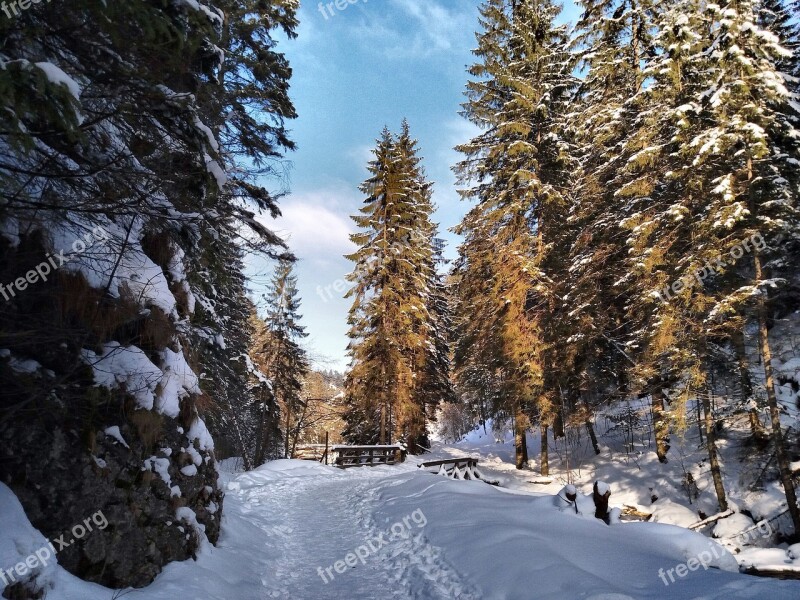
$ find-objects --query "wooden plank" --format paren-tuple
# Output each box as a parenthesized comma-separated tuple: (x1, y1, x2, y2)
(331, 445, 402, 451)
(688, 508, 734, 530)
(419, 458, 478, 468)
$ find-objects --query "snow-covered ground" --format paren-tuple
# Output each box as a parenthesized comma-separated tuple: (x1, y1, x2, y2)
(2, 450, 800, 599)
(428, 413, 800, 579)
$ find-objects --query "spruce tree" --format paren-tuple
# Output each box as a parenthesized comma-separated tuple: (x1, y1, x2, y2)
(614, 0, 800, 527)
(0, 0, 298, 585)
(344, 123, 444, 452)
(258, 259, 310, 460)
(567, 0, 669, 461)
(454, 0, 577, 471)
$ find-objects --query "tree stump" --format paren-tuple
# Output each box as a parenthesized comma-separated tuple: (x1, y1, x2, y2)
(593, 481, 611, 524)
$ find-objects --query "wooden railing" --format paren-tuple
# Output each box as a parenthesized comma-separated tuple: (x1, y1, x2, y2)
(293, 444, 328, 462)
(419, 457, 496, 484)
(332, 445, 405, 468)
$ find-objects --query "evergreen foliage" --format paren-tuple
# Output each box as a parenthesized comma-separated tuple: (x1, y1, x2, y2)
(344, 123, 452, 453)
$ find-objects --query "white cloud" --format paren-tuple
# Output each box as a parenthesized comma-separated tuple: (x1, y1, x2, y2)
(262, 185, 359, 267)
(344, 0, 477, 61)
(390, 0, 473, 51)
(346, 143, 374, 171)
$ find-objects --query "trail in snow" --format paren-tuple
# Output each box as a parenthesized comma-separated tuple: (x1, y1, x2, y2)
(231, 463, 476, 600)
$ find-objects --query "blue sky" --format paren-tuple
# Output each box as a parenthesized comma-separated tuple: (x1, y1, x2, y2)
(247, 0, 581, 371)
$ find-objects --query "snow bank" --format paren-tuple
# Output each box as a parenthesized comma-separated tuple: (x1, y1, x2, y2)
(369, 473, 791, 600)
(82, 343, 162, 410)
(650, 499, 702, 527)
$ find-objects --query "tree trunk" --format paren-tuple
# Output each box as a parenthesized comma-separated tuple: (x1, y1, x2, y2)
(253, 387, 271, 467)
(593, 481, 611, 523)
(586, 418, 600, 455)
(696, 395, 704, 445)
(379, 401, 386, 445)
(553, 410, 565, 439)
(701, 385, 728, 512)
(235, 409, 254, 471)
(652, 386, 670, 463)
(540, 424, 549, 476)
(754, 255, 800, 535)
(580, 394, 600, 455)
(745, 151, 800, 534)
(291, 400, 309, 459)
(514, 409, 528, 469)
(732, 328, 766, 439)
(284, 393, 291, 459)
(253, 409, 265, 467)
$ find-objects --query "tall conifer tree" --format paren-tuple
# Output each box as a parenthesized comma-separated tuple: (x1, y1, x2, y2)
(344, 124, 445, 452)
(454, 0, 577, 471)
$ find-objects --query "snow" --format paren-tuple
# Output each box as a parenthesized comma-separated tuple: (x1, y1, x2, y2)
(187, 416, 214, 451)
(183, 445, 203, 467)
(175, 507, 205, 535)
(156, 347, 200, 418)
(5, 453, 799, 599)
(713, 513, 755, 541)
(8, 356, 800, 599)
(651, 499, 701, 528)
(34, 62, 81, 100)
(103, 426, 129, 449)
(47, 219, 178, 316)
(82, 343, 162, 411)
(204, 154, 227, 189)
(7, 356, 44, 375)
(738, 547, 800, 574)
(789, 544, 800, 561)
(192, 116, 219, 153)
(0, 483, 111, 598)
(82, 342, 203, 422)
(143, 457, 173, 492)
(177, 0, 224, 26)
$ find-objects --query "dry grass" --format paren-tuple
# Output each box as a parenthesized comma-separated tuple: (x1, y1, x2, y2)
(130, 409, 164, 452)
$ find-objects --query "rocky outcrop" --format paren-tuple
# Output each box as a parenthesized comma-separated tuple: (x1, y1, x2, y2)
(0, 377, 222, 589)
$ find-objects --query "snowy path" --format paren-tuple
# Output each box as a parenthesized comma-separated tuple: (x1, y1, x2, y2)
(231, 463, 476, 600)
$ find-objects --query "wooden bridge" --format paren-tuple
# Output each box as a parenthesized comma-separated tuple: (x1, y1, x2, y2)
(293, 444, 328, 462)
(332, 445, 405, 468)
